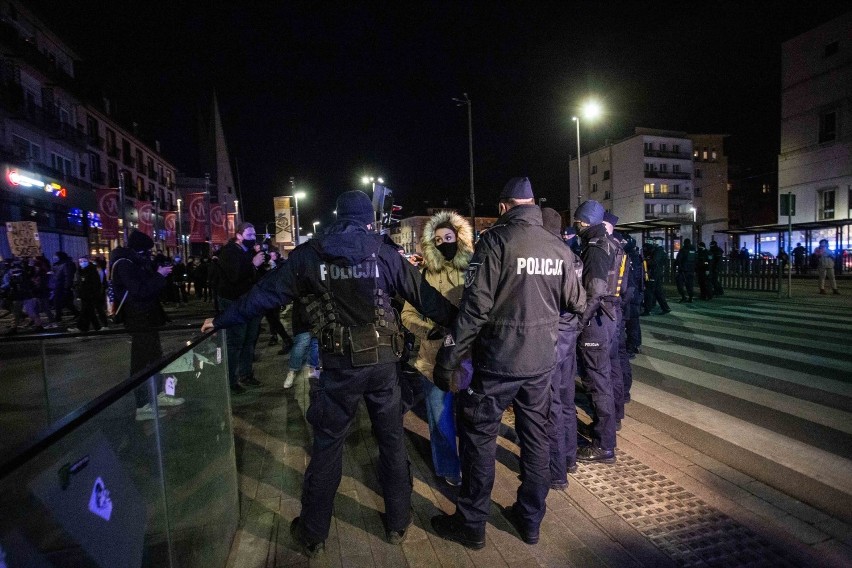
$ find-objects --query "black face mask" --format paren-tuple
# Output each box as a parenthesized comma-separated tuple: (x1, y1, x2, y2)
(242, 239, 256, 249)
(437, 241, 458, 261)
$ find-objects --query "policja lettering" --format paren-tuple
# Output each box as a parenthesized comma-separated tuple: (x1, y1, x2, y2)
(319, 262, 380, 281)
(516, 257, 563, 275)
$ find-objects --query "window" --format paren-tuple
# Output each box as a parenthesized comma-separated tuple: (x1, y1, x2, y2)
(107, 161, 118, 186)
(673, 204, 681, 214)
(818, 189, 835, 220)
(106, 129, 116, 152)
(136, 149, 143, 170)
(673, 144, 680, 153)
(659, 184, 669, 193)
(695, 168, 702, 178)
(644, 183, 655, 194)
(695, 186, 702, 197)
(645, 204, 655, 216)
(11, 134, 41, 161)
(762, 184, 770, 194)
(122, 139, 132, 164)
(660, 204, 669, 214)
(659, 164, 668, 172)
(79, 161, 87, 177)
(660, 143, 667, 151)
(603, 170, 610, 180)
(136, 176, 144, 194)
(711, 148, 717, 160)
(726, 183, 732, 192)
(702, 147, 708, 160)
(673, 164, 681, 173)
(824, 40, 839, 58)
(51, 152, 73, 176)
(693, 150, 699, 159)
(673, 184, 680, 194)
(591, 165, 598, 174)
(86, 115, 99, 136)
(819, 110, 837, 143)
(644, 142, 653, 151)
(604, 190, 611, 199)
(592, 183, 598, 193)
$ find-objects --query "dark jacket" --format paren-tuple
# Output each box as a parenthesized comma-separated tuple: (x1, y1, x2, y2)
(578, 223, 620, 324)
(52, 253, 76, 292)
(624, 244, 645, 319)
(217, 239, 257, 300)
(675, 244, 696, 273)
(75, 263, 103, 301)
(440, 205, 586, 378)
(213, 220, 457, 368)
(110, 247, 168, 329)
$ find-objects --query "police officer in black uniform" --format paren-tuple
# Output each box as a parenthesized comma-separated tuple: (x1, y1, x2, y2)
(431, 178, 586, 549)
(202, 190, 457, 557)
(602, 212, 628, 430)
(675, 238, 697, 302)
(574, 200, 620, 463)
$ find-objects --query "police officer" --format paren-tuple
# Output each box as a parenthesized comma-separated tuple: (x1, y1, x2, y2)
(696, 241, 713, 300)
(202, 190, 457, 557)
(431, 178, 586, 549)
(541, 207, 584, 491)
(601, 212, 628, 430)
(675, 238, 697, 302)
(623, 235, 645, 360)
(574, 200, 620, 463)
(642, 239, 671, 315)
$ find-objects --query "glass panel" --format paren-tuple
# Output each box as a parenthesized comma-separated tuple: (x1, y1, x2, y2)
(0, 376, 170, 567)
(0, 338, 49, 453)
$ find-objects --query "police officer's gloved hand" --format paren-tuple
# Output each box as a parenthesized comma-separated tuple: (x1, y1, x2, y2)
(433, 362, 455, 392)
(434, 340, 457, 392)
(427, 325, 450, 340)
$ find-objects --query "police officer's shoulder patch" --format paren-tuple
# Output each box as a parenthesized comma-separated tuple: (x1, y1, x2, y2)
(464, 263, 480, 288)
(443, 334, 455, 347)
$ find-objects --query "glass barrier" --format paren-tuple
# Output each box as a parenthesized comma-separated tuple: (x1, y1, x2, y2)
(0, 330, 237, 568)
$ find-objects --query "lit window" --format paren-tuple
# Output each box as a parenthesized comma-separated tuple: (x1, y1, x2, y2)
(693, 150, 699, 159)
(762, 184, 770, 194)
(711, 148, 717, 160)
(644, 183, 655, 194)
(659, 184, 669, 193)
(702, 147, 708, 160)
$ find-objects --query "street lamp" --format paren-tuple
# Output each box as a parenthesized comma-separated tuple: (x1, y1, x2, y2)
(293, 191, 305, 245)
(571, 100, 603, 207)
(176, 198, 184, 259)
(453, 93, 475, 231)
(234, 199, 239, 228)
(689, 206, 698, 242)
(312, 220, 320, 235)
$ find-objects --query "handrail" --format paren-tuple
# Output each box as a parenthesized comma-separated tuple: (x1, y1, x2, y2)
(0, 321, 203, 343)
(0, 329, 217, 479)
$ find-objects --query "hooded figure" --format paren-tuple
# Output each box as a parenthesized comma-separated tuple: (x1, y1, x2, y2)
(401, 210, 474, 486)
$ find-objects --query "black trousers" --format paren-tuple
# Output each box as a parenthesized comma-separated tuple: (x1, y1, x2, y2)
(578, 312, 617, 450)
(548, 327, 579, 485)
(644, 279, 670, 312)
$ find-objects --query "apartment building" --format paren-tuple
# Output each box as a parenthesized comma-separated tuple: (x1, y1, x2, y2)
(0, 0, 179, 258)
(777, 11, 851, 249)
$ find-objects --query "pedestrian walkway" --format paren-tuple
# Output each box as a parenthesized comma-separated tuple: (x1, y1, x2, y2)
(224, 288, 851, 567)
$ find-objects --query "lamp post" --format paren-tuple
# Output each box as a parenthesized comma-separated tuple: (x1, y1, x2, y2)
(234, 199, 239, 233)
(176, 198, 184, 258)
(453, 93, 475, 230)
(571, 100, 602, 208)
(293, 191, 305, 245)
(313, 221, 320, 235)
(361, 175, 385, 229)
(690, 206, 698, 243)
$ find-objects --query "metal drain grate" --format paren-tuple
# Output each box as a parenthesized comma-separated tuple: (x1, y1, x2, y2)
(572, 452, 797, 567)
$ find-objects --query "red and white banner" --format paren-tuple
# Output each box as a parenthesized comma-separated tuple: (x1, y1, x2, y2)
(188, 193, 208, 243)
(210, 204, 228, 245)
(136, 200, 154, 237)
(163, 212, 177, 247)
(97, 189, 120, 239)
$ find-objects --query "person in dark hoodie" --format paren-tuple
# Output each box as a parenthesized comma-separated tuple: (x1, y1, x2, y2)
(201, 190, 457, 557)
(51, 251, 79, 322)
(432, 180, 586, 550)
(67, 255, 103, 333)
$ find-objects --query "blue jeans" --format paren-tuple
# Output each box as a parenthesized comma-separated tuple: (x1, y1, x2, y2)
(220, 297, 262, 386)
(419, 375, 460, 479)
(290, 332, 319, 371)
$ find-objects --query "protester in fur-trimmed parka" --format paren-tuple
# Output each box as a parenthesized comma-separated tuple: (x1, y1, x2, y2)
(401, 210, 473, 486)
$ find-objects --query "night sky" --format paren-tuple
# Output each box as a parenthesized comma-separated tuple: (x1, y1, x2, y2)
(30, 1, 851, 230)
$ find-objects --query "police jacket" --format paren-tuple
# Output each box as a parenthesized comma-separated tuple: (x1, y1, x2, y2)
(212, 220, 457, 369)
(577, 223, 622, 324)
(110, 247, 168, 328)
(675, 245, 696, 273)
(439, 205, 586, 378)
(217, 239, 257, 300)
(75, 263, 103, 301)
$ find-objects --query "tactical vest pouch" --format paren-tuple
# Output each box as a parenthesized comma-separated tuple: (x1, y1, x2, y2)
(349, 323, 379, 367)
(321, 325, 345, 356)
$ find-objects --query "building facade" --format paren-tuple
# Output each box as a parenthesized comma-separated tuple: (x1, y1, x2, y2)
(777, 11, 852, 251)
(0, 0, 179, 260)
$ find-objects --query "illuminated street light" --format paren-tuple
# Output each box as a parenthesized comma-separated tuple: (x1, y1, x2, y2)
(312, 220, 320, 234)
(572, 99, 603, 208)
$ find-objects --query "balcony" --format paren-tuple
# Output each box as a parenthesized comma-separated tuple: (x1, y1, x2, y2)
(644, 170, 691, 180)
(644, 191, 691, 200)
(644, 149, 692, 160)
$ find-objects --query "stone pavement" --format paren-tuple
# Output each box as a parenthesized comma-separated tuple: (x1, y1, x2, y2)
(224, 287, 851, 568)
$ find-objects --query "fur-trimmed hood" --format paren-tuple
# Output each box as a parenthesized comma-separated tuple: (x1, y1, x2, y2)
(421, 210, 474, 273)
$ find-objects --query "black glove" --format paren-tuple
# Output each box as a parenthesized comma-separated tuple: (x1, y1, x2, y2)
(427, 325, 450, 340)
(433, 363, 454, 392)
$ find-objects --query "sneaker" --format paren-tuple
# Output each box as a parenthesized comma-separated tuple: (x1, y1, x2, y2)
(577, 445, 616, 464)
(502, 505, 539, 545)
(135, 403, 166, 421)
(386, 516, 413, 545)
(308, 366, 321, 379)
(66, 326, 82, 333)
(241, 375, 262, 387)
(430, 513, 485, 550)
(230, 383, 247, 395)
(157, 392, 185, 407)
(443, 476, 462, 487)
(283, 369, 296, 389)
(290, 517, 324, 558)
(660, 308, 672, 314)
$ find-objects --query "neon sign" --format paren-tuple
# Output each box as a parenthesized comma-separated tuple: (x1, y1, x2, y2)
(7, 170, 67, 198)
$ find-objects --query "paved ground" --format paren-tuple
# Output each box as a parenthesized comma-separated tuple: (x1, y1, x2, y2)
(223, 279, 851, 568)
